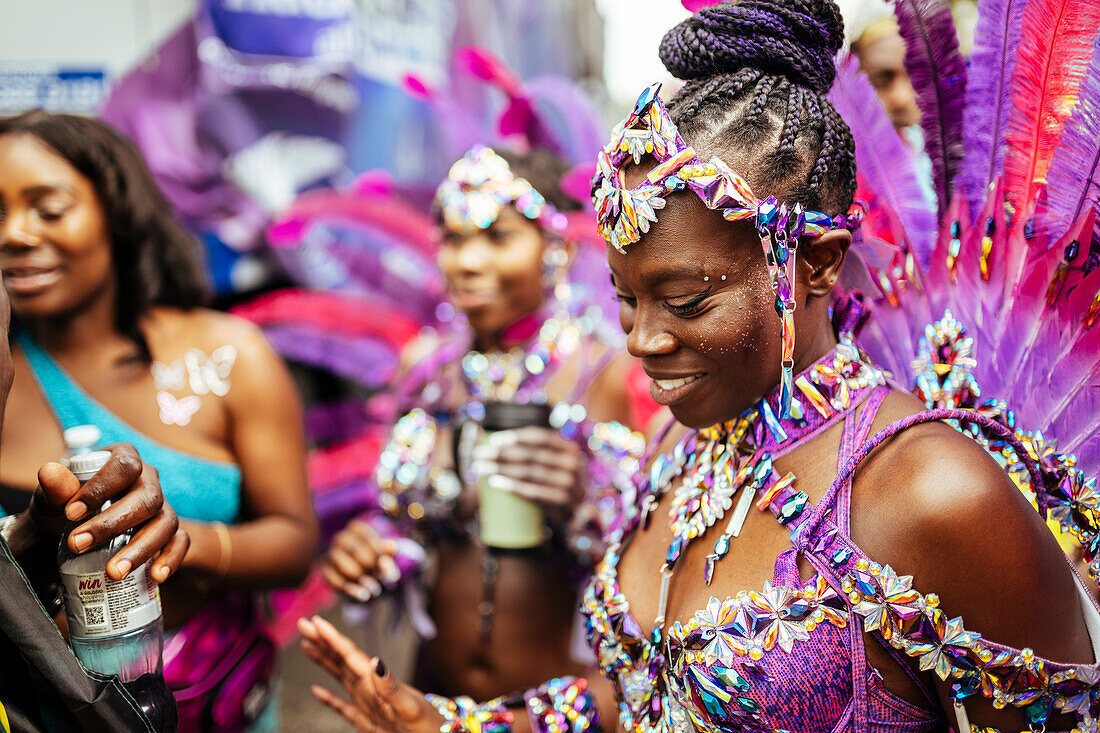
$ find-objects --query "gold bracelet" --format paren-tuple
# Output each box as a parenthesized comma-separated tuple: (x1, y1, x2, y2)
(211, 521, 233, 578)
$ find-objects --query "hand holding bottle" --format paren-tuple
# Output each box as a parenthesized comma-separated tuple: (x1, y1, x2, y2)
(472, 426, 586, 512)
(54, 445, 183, 732)
(25, 443, 189, 583)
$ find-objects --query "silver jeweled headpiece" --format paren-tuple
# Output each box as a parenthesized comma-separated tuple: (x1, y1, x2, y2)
(434, 145, 567, 236)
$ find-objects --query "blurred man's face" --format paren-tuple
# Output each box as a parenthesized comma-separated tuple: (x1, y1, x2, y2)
(855, 34, 921, 131)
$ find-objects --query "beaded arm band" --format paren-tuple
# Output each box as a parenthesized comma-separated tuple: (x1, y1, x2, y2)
(426, 677, 599, 733)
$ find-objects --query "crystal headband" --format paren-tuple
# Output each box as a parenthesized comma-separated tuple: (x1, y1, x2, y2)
(434, 145, 567, 236)
(591, 83, 862, 254)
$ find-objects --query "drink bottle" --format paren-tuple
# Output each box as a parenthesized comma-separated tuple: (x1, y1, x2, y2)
(477, 401, 553, 549)
(62, 424, 101, 462)
(58, 450, 178, 732)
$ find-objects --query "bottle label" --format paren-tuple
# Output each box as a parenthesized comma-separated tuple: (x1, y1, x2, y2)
(60, 564, 161, 638)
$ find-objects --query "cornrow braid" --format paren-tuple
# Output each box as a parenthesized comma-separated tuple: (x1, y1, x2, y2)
(815, 103, 857, 208)
(670, 68, 762, 121)
(777, 86, 805, 157)
(744, 75, 778, 122)
(807, 104, 837, 195)
(675, 78, 733, 121)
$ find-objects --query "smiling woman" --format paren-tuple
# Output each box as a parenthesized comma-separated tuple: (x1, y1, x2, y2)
(0, 111, 318, 731)
(314, 144, 648, 713)
(289, 2, 1100, 733)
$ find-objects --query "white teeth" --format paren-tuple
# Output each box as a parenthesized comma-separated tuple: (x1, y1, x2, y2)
(653, 375, 700, 391)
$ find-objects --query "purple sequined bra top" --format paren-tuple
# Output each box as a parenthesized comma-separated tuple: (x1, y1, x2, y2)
(581, 340, 1100, 733)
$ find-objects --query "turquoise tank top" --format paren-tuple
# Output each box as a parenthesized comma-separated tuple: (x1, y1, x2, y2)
(3, 331, 243, 523)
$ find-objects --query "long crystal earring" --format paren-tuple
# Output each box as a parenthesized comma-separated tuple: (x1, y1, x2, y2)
(757, 198, 805, 419)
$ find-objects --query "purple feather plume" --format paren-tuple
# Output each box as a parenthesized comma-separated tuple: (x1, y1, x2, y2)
(1039, 43, 1100, 236)
(264, 325, 399, 388)
(894, 0, 968, 219)
(958, 0, 1025, 217)
(306, 398, 392, 444)
(829, 56, 938, 264)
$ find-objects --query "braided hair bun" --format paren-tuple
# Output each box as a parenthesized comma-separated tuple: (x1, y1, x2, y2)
(659, 0, 845, 94)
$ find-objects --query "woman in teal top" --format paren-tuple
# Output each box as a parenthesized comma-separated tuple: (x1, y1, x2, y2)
(0, 111, 318, 730)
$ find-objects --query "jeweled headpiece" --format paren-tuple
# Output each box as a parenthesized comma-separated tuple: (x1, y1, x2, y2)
(594, 84, 864, 419)
(592, 83, 861, 254)
(434, 145, 567, 236)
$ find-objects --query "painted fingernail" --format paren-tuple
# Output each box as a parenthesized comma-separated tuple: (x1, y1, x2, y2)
(486, 475, 516, 491)
(488, 431, 518, 448)
(374, 658, 387, 677)
(349, 584, 371, 602)
(71, 532, 93, 551)
(472, 460, 499, 476)
(379, 557, 401, 585)
(471, 445, 498, 461)
(115, 559, 132, 577)
(65, 501, 87, 521)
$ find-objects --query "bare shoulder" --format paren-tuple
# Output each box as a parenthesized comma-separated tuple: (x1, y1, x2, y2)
(147, 306, 268, 356)
(849, 390, 1092, 663)
(146, 306, 288, 394)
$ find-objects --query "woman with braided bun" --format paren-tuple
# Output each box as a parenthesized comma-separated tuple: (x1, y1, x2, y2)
(299, 1, 1100, 732)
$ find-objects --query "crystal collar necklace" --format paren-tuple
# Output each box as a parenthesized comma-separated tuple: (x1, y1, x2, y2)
(636, 340, 885, 640)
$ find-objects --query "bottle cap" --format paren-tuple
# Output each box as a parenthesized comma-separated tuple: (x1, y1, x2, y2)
(69, 450, 112, 481)
(63, 425, 101, 452)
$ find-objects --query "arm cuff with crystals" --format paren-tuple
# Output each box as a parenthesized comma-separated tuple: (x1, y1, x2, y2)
(425, 677, 599, 733)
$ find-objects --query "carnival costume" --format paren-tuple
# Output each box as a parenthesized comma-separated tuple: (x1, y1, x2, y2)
(229, 47, 652, 643)
(420, 0, 1100, 730)
(370, 144, 647, 616)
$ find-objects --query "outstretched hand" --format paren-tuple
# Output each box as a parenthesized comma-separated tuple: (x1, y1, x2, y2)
(298, 615, 442, 733)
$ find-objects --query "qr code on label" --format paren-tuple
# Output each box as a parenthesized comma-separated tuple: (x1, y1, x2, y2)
(83, 604, 106, 627)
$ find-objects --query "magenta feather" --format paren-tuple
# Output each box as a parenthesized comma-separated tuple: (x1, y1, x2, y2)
(561, 162, 596, 206)
(829, 55, 938, 263)
(454, 46, 523, 96)
(1003, 0, 1100, 211)
(958, 0, 1026, 215)
(1039, 41, 1100, 236)
(893, 0, 967, 219)
(682, 0, 720, 10)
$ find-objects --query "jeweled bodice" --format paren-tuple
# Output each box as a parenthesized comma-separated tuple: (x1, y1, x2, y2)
(580, 346, 1100, 733)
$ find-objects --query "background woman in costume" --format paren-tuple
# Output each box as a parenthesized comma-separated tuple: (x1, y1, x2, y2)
(316, 144, 647, 706)
(0, 111, 318, 731)
(297, 0, 1100, 731)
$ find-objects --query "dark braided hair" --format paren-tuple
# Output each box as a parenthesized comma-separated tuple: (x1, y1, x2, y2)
(659, 0, 857, 217)
(497, 148, 583, 213)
